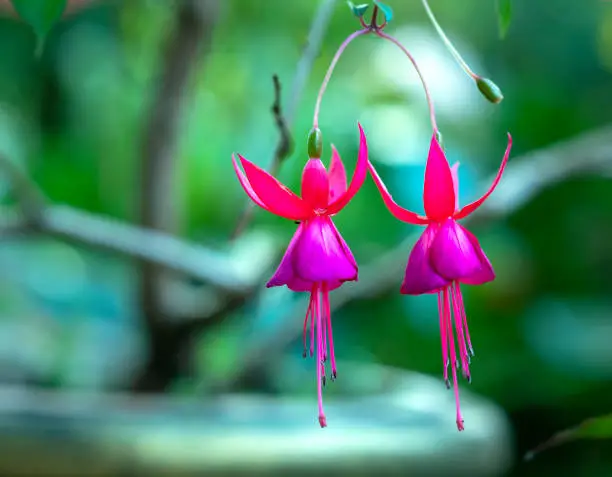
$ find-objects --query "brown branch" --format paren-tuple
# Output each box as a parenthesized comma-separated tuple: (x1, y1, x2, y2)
(271, 74, 294, 164)
(213, 124, 612, 391)
(230, 0, 338, 240)
(231, 75, 294, 239)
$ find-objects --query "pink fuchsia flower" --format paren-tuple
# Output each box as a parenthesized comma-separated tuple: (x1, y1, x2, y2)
(368, 133, 512, 431)
(232, 124, 368, 427)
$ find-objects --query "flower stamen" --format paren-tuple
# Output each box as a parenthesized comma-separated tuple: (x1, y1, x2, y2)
(323, 283, 337, 380)
(303, 294, 314, 358)
(437, 292, 451, 389)
(443, 287, 465, 431)
(314, 285, 327, 427)
(454, 282, 475, 357)
(451, 284, 471, 380)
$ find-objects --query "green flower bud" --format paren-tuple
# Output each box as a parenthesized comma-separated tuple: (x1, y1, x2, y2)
(307, 127, 323, 159)
(476, 77, 504, 104)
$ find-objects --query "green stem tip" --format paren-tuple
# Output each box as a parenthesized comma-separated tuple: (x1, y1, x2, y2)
(307, 127, 323, 158)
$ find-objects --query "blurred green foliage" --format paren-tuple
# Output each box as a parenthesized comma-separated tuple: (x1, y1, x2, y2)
(496, 0, 512, 39)
(0, 0, 611, 475)
(11, 0, 67, 54)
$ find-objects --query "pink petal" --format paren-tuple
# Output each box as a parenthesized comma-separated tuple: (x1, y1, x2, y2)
(286, 276, 344, 292)
(326, 123, 368, 215)
(301, 159, 329, 210)
(454, 133, 512, 220)
(266, 222, 347, 292)
(367, 160, 429, 225)
(278, 274, 344, 293)
(429, 219, 482, 281)
(450, 162, 460, 212)
(232, 154, 269, 210)
(294, 217, 358, 283)
(459, 227, 495, 285)
(423, 134, 456, 221)
(286, 277, 317, 292)
(328, 218, 358, 271)
(327, 145, 347, 204)
(238, 154, 313, 220)
(401, 224, 451, 295)
(266, 223, 304, 289)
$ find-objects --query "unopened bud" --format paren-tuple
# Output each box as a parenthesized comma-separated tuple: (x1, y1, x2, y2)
(476, 77, 504, 104)
(307, 127, 323, 159)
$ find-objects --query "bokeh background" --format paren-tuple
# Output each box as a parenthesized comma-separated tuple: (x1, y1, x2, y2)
(0, 0, 610, 475)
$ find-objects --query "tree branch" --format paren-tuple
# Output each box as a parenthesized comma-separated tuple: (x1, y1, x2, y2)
(0, 203, 259, 293)
(271, 74, 294, 164)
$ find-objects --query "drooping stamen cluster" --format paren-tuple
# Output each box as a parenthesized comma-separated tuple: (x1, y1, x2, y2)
(368, 134, 512, 431)
(303, 283, 336, 427)
(438, 283, 476, 430)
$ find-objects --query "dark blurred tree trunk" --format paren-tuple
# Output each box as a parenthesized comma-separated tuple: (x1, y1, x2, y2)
(133, 0, 218, 392)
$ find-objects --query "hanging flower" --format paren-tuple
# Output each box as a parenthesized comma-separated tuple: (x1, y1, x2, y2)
(232, 124, 368, 427)
(368, 133, 512, 430)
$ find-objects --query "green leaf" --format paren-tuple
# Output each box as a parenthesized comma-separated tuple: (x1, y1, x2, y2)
(496, 0, 512, 39)
(347, 1, 369, 18)
(373, 1, 393, 23)
(11, 0, 67, 54)
(525, 414, 612, 461)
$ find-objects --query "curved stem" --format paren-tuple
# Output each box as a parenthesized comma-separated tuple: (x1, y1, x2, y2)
(375, 30, 438, 134)
(421, 0, 477, 80)
(313, 28, 370, 128)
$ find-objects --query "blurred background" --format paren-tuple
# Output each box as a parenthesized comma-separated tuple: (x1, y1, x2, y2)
(0, 0, 610, 475)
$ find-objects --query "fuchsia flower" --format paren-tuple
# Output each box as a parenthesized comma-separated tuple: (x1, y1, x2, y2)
(368, 133, 512, 430)
(232, 124, 368, 427)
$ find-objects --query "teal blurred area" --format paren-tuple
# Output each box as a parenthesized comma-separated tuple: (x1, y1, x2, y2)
(0, 0, 610, 475)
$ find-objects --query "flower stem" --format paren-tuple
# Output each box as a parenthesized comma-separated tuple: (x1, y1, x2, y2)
(420, 0, 477, 80)
(375, 30, 439, 134)
(313, 28, 370, 128)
